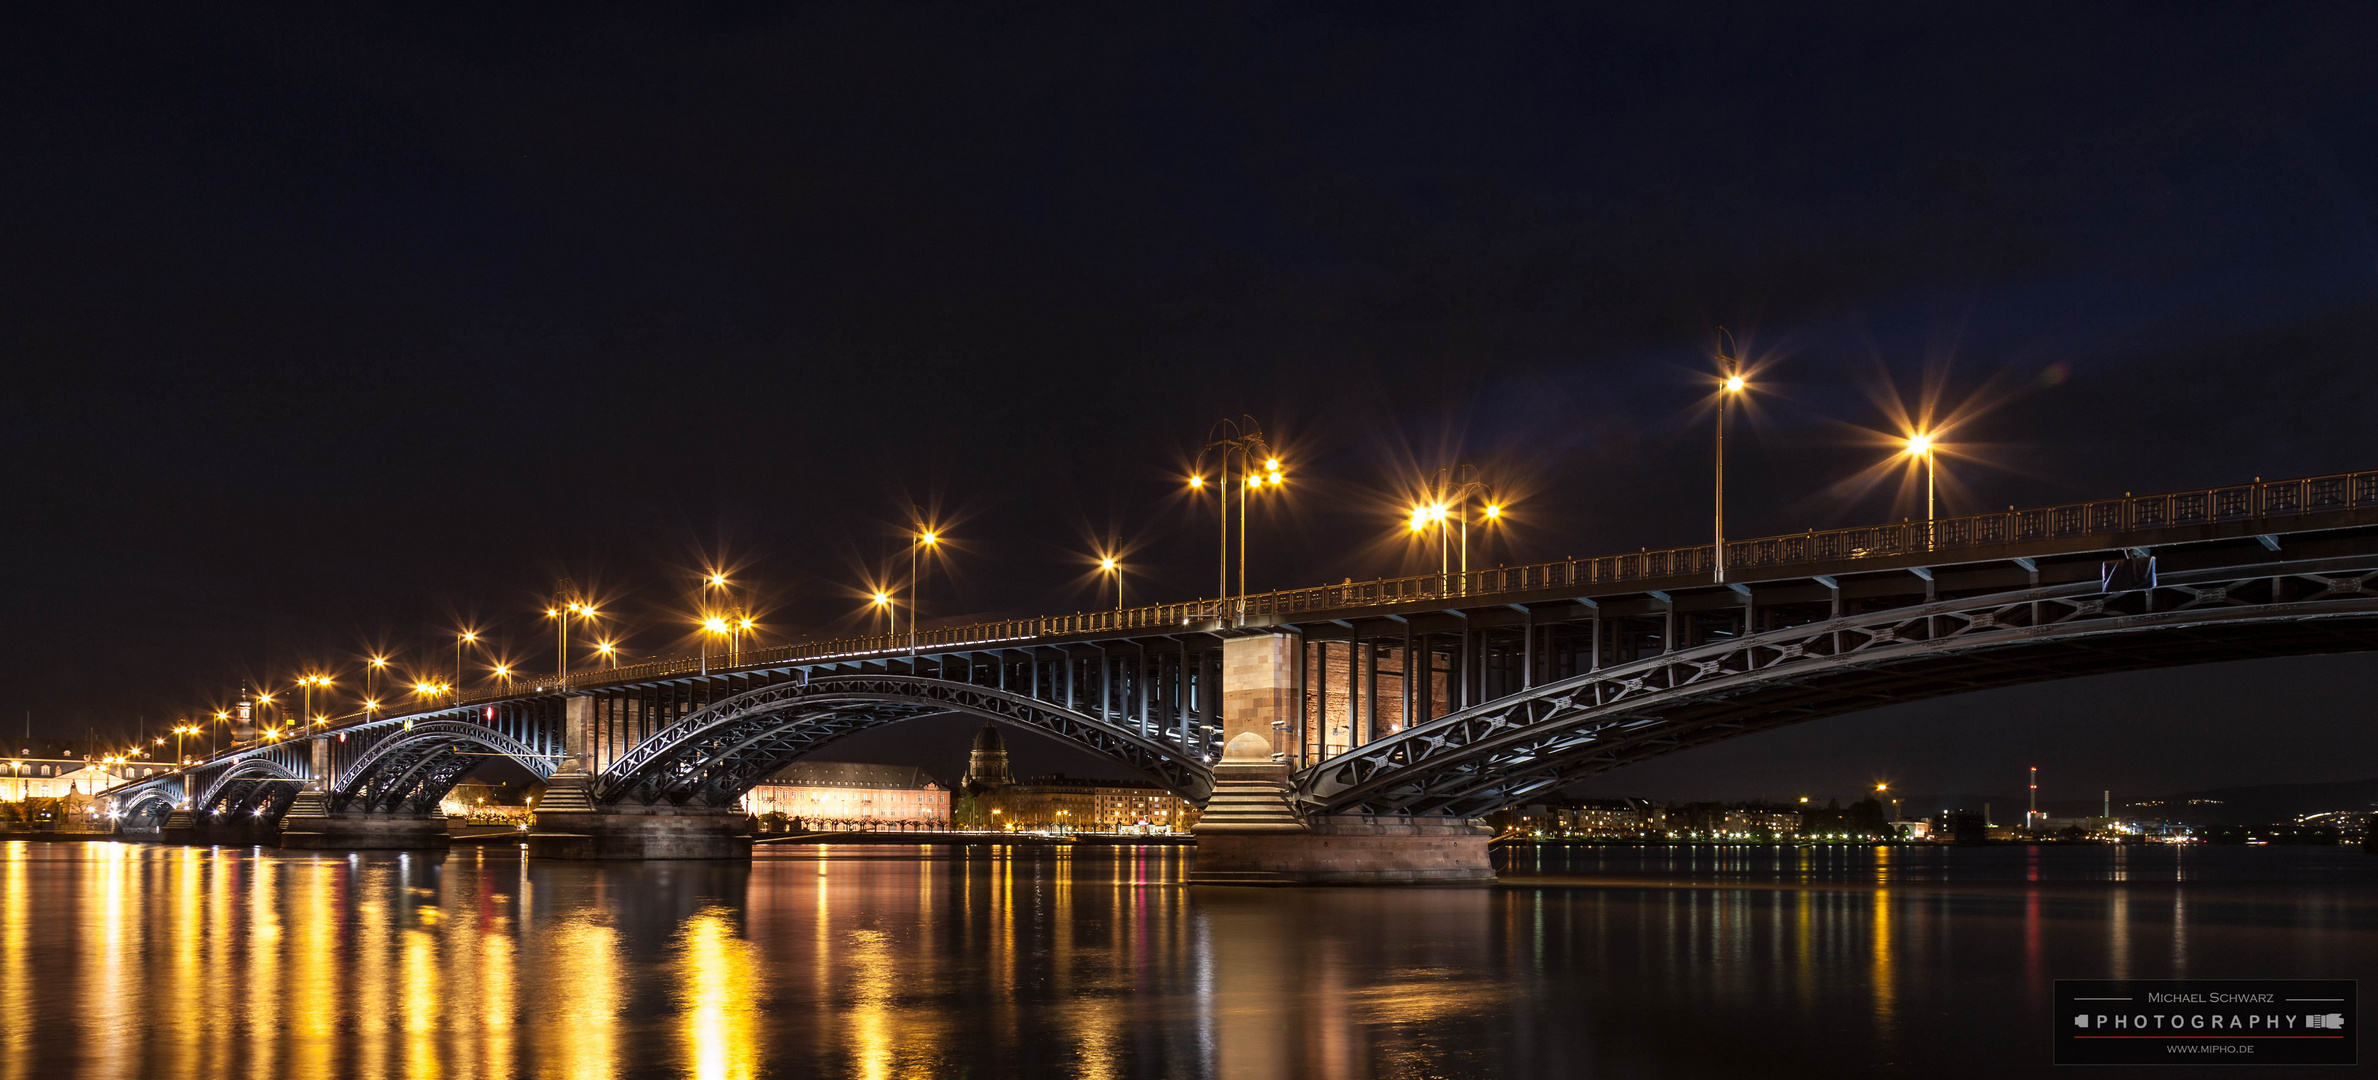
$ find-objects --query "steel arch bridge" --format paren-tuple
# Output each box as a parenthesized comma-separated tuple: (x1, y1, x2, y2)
(1294, 557, 2378, 816)
(595, 675, 1214, 807)
(98, 466, 2378, 830)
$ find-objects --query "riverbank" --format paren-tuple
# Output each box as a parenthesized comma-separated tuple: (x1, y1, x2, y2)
(757, 830, 1194, 846)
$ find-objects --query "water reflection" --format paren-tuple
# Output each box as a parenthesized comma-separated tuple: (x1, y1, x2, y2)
(673, 908, 761, 1080)
(0, 841, 2370, 1078)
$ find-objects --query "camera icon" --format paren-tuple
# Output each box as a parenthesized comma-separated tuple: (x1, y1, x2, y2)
(2306, 1014, 2344, 1030)
(2073, 1014, 2091, 1029)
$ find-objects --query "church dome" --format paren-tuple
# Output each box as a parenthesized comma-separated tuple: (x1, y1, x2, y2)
(971, 722, 1004, 753)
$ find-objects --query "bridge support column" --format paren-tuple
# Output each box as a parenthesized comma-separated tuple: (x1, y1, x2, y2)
(1189, 732, 1495, 885)
(1221, 631, 1301, 750)
(280, 810, 450, 850)
(524, 695, 753, 859)
(161, 808, 197, 844)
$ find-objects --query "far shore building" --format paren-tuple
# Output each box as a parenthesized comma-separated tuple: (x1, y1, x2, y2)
(952, 724, 1198, 833)
(741, 762, 951, 831)
(988, 773, 1200, 834)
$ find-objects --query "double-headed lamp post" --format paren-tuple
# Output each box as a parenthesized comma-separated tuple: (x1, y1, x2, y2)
(547, 600, 598, 684)
(1408, 465, 1501, 595)
(1188, 416, 1283, 623)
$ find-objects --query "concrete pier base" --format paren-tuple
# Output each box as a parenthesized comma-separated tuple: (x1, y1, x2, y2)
(160, 809, 196, 845)
(527, 806, 753, 860)
(1193, 813, 1497, 885)
(1188, 731, 1496, 885)
(280, 811, 452, 851)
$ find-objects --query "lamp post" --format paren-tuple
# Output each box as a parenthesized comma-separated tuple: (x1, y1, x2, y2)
(1904, 432, 1937, 548)
(700, 615, 731, 676)
(909, 518, 938, 657)
(548, 599, 598, 685)
(1188, 416, 1282, 624)
(456, 630, 479, 690)
(1713, 332, 1748, 584)
(1099, 556, 1122, 611)
(367, 656, 387, 704)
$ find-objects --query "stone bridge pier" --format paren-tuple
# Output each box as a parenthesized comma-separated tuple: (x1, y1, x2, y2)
(281, 737, 451, 850)
(524, 696, 753, 860)
(1188, 632, 1495, 885)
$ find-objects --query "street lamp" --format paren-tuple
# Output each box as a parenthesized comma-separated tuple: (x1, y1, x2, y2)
(1409, 465, 1501, 595)
(1098, 556, 1123, 610)
(548, 599, 599, 684)
(700, 614, 732, 676)
(367, 656, 388, 702)
(1903, 432, 1938, 545)
(456, 630, 479, 689)
(1188, 416, 1282, 623)
(595, 640, 618, 669)
(1713, 330, 1749, 583)
(909, 519, 939, 657)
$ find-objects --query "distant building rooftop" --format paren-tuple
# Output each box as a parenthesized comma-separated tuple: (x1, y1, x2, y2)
(763, 762, 942, 790)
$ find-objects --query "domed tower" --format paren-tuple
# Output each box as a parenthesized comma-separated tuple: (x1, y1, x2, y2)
(962, 721, 1011, 794)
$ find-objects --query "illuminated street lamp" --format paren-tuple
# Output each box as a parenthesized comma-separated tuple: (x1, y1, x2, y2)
(1097, 555, 1124, 610)
(456, 629, 480, 689)
(548, 598, 599, 683)
(595, 640, 618, 669)
(909, 519, 939, 657)
(1409, 465, 1502, 595)
(1903, 431, 1938, 546)
(1188, 416, 1283, 623)
(1712, 330, 1749, 584)
(366, 655, 388, 702)
(700, 614, 732, 676)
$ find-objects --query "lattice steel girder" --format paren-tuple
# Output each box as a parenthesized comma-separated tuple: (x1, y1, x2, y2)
(195, 757, 303, 813)
(331, 720, 556, 814)
(1297, 559, 2378, 817)
(594, 675, 1214, 809)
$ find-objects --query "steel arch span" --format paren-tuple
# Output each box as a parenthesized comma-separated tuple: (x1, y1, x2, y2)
(333, 721, 557, 815)
(1297, 558, 2378, 817)
(196, 758, 304, 814)
(118, 787, 180, 828)
(594, 674, 1215, 808)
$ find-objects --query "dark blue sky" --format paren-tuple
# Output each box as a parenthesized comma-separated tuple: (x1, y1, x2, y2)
(6, 5, 2376, 800)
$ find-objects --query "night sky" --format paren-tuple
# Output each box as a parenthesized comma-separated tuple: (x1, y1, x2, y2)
(7, 6, 2376, 804)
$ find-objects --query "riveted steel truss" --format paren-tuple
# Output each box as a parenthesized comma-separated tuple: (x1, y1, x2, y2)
(1298, 559, 2378, 817)
(333, 720, 558, 814)
(117, 787, 180, 827)
(595, 675, 1215, 808)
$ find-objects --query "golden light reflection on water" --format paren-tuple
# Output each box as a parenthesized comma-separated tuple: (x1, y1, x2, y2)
(536, 912, 622, 1080)
(3, 840, 2328, 1079)
(674, 907, 764, 1080)
(292, 859, 335, 1080)
(0, 847, 26, 1080)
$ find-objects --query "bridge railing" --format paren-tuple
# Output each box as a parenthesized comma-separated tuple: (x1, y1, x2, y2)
(412, 467, 2378, 708)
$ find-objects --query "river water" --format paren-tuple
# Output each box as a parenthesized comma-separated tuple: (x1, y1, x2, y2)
(1, 839, 2370, 1078)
